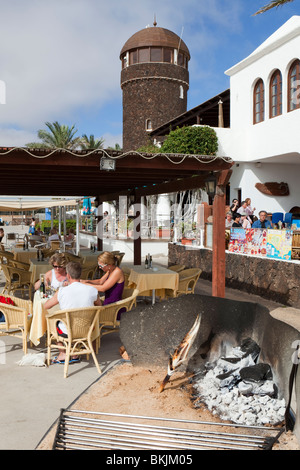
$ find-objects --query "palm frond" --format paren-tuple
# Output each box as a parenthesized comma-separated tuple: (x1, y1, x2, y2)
(254, 0, 294, 15)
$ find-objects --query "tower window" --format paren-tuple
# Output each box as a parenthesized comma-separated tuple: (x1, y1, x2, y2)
(150, 47, 162, 62)
(146, 119, 152, 131)
(179, 85, 184, 99)
(163, 48, 172, 63)
(253, 79, 264, 124)
(288, 59, 300, 112)
(139, 48, 150, 63)
(270, 69, 282, 118)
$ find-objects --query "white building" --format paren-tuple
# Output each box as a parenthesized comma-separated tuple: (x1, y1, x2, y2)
(217, 15, 300, 215)
(151, 16, 300, 218)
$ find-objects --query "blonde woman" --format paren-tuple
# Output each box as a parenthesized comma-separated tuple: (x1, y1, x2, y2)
(82, 252, 125, 309)
(34, 253, 68, 290)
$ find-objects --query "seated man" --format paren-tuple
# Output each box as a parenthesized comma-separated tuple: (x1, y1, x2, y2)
(44, 261, 101, 364)
(252, 210, 272, 229)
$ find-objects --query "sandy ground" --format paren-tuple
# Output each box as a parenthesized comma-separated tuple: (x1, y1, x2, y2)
(37, 362, 299, 451)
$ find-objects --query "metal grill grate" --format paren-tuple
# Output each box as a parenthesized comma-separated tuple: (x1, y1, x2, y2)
(53, 409, 284, 450)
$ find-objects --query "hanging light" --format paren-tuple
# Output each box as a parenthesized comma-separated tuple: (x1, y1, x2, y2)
(204, 175, 217, 200)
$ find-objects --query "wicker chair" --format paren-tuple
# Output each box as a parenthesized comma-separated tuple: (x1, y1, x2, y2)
(165, 268, 202, 298)
(64, 253, 83, 264)
(168, 264, 186, 273)
(46, 306, 101, 378)
(9, 259, 30, 271)
(1, 263, 33, 300)
(81, 264, 98, 280)
(0, 294, 33, 353)
(0, 250, 14, 264)
(115, 252, 125, 266)
(121, 266, 131, 287)
(50, 241, 61, 251)
(95, 288, 139, 352)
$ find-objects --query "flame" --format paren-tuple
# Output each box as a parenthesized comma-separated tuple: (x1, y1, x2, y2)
(159, 314, 201, 393)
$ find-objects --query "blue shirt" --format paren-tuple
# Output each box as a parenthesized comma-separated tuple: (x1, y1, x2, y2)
(252, 219, 272, 229)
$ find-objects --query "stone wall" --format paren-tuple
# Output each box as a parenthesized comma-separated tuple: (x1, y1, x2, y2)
(168, 243, 300, 308)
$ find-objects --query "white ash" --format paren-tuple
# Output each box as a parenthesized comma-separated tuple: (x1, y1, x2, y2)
(193, 341, 286, 426)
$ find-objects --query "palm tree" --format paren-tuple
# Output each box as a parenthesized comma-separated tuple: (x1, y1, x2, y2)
(26, 121, 81, 149)
(254, 0, 295, 15)
(79, 134, 105, 149)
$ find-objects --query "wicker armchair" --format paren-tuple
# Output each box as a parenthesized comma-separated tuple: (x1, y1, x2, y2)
(168, 264, 186, 273)
(46, 306, 101, 378)
(81, 264, 98, 280)
(9, 259, 30, 271)
(0, 294, 33, 353)
(165, 268, 202, 298)
(1, 263, 33, 300)
(50, 241, 61, 251)
(115, 252, 125, 266)
(64, 253, 83, 264)
(95, 288, 139, 352)
(121, 266, 131, 286)
(0, 250, 14, 265)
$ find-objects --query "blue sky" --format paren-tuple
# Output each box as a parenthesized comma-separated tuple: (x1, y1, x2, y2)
(0, 0, 299, 149)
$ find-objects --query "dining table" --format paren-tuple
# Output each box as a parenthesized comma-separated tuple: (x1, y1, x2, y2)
(127, 265, 179, 305)
(29, 290, 60, 346)
(13, 247, 37, 264)
(29, 258, 52, 285)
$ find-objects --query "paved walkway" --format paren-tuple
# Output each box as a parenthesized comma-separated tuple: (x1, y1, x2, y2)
(0, 230, 300, 449)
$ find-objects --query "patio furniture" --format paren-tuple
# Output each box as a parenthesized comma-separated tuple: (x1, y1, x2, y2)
(1, 263, 34, 300)
(95, 288, 139, 352)
(168, 264, 186, 272)
(0, 294, 33, 354)
(176, 268, 202, 296)
(46, 306, 101, 378)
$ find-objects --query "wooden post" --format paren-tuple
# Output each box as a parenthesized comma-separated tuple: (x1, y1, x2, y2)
(212, 170, 232, 298)
(212, 186, 226, 297)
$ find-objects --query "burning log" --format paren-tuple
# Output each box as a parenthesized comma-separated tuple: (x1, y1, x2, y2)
(159, 314, 201, 393)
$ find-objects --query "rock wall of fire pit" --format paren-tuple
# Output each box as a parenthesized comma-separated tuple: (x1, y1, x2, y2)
(120, 294, 300, 441)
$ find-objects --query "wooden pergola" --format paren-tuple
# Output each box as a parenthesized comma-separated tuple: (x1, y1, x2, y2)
(0, 146, 233, 297)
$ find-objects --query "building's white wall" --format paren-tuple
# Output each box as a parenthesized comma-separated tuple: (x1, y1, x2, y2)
(229, 162, 300, 214)
(227, 17, 300, 163)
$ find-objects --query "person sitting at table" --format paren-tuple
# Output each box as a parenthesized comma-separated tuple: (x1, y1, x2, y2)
(252, 210, 272, 229)
(81, 251, 125, 311)
(44, 261, 101, 364)
(64, 228, 75, 242)
(34, 253, 68, 291)
(48, 228, 61, 243)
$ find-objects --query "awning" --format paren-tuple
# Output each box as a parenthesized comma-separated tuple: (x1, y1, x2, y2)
(0, 199, 79, 211)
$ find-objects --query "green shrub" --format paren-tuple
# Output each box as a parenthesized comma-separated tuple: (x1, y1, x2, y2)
(40, 219, 76, 234)
(161, 126, 218, 155)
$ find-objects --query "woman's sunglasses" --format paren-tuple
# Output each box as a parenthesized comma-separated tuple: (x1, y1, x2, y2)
(98, 263, 107, 269)
(53, 265, 64, 269)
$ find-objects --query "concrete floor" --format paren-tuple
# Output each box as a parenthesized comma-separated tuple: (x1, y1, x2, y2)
(0, 226, 300, 449)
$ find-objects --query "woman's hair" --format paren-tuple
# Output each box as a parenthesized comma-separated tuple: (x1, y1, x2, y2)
(245, 198, 251, 205)
(97, 251, 118, 266)
(50, 252, 67, 267)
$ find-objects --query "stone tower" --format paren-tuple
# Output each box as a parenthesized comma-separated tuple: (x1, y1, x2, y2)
(120, 22, 190, 151)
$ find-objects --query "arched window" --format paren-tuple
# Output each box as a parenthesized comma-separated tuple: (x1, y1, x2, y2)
(145, 119, 152, 131)
(179, 85, 184, 99)
(270, 69, 282, 118)
(288, 59, 300, 112)
(253, 79, 264, 124)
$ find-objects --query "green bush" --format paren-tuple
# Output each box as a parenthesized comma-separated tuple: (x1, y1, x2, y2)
(161, 126, 218, 155)
(40, 219, 76, 234)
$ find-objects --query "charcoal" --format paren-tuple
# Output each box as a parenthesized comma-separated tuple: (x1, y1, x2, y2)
(239, 363, 273, 383)
(239, 338, 261, 360)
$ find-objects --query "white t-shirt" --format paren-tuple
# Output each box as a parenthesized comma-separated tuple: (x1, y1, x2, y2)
(57, 281, 98, 334)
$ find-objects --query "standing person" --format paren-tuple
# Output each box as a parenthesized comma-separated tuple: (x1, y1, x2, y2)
(252, 210, 272, 229)
(29, 217, 36, 235)
(230, 198, 239, 215)
(245, 198, 256, 221)
(44, 262, 101, 363)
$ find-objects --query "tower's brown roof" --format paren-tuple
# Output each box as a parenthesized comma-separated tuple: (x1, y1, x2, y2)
(120, 26, 190, 60)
